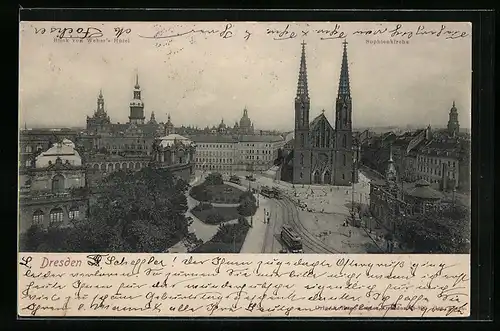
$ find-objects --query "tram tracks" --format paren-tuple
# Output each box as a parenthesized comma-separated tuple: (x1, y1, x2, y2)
(275, 197, 341, 254)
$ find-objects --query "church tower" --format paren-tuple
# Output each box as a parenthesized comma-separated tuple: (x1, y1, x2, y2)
(447, 101, 460, 137)
(334, 40, 354, 186)
(129, 72, 145, 124)
(292, 42, 312, 184)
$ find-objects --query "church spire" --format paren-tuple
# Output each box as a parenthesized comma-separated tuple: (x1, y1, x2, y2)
(337, 40, 351, 99)
(134, 71, 140, 90)
(97, 89, 105, 113)
(296, 41, 309, 100)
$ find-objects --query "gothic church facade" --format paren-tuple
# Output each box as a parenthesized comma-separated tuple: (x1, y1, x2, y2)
(290, 41, 356, 186)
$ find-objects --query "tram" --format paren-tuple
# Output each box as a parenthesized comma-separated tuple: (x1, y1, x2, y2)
(280, 225, 303, 253)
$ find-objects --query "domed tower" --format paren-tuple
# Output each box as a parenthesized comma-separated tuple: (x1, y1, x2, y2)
(447, 101, 460, 137)
(129, 72, 145, 124)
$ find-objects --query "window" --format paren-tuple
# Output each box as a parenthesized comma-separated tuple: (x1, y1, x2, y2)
(51, 174, 65, 193)
(49, 207, 64, 224)
(342, 135, 347, 148)
(32, 210, 44, 225)
(25, 160, 31, 167)
(69, 206, 80, 220)
(343, 154, 346, 166)
(25, 145, 32, 153)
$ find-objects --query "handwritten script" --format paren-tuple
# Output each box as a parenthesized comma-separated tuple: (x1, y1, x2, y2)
(26, 23, 470, 43)
(18, 253, 470, 317)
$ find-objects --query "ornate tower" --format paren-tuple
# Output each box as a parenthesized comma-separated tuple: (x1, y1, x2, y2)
(86, 89, 110, 131)
(385, 144, 398, 193)
(334, 40, 354, 186)
(148, 111, 157, 125)
(292, 42, 312, 184)
(165, 113, 174, 135)
(96, 89, 105, 115)
(129, 72, 145, 124)
(447, 101, 460, 137)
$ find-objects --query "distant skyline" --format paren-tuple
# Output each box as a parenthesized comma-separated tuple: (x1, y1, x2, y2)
(19, 22, 472, 131)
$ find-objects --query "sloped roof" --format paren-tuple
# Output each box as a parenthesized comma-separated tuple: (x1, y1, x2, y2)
(310, 113, 334, 132)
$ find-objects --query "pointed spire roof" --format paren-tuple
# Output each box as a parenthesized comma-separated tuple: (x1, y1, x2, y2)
(337, 40, 351, 98)
(134, 71, 140, 89)
(99, 88, 103, 98)
(296, 41, 309, 99)
(451, 100, 457, 112)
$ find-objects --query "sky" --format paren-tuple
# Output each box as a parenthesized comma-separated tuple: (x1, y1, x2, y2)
(19, 21, 472, 131)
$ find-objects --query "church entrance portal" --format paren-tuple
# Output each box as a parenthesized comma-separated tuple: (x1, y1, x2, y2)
(323, 170, 331, 184)
(313, 171, 321, 184)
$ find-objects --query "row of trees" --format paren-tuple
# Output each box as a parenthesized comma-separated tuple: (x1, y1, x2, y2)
(395, 204, 470, 253)
(20, 167, 192, 252)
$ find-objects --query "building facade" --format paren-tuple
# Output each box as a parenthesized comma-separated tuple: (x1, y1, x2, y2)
(19, 139, 89, 234)
(190, 134, 285, 173)
(287, 41, 356, 186)
(150, 133, 197, 182)
(19, 128, 79, 170)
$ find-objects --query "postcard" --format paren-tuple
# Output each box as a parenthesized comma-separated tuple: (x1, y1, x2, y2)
(18, 21, 471, 317)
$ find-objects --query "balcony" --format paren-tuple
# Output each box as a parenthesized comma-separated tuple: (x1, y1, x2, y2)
(19, 187, 90, 203)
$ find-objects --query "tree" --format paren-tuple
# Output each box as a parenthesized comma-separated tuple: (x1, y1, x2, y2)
(190, 184, 212, 202)
(205, 172, 223, 186)
(23, 167, 192, 253)
(237, 197, 257, 217)
(396, 204, 470, 253)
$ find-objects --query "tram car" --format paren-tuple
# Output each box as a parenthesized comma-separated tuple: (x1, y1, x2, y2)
(280, 225, 303, 253)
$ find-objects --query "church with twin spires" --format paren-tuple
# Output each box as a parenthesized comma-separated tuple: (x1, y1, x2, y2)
(283, 41, 357, 186)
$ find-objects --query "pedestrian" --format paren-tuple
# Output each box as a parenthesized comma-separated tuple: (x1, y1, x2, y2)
(348, 230, 352, 237)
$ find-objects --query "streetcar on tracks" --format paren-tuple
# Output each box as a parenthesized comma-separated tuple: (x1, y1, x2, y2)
(280, 225, 303, 253)
(260, 186, 282, 199)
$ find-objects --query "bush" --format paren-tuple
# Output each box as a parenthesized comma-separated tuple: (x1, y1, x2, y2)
(190, 184, 212, 202)
(193, 202, 213, 212)
(205, 212, 225, 225)
(205, 173, 223, 186)
(237, 197, 257, 217)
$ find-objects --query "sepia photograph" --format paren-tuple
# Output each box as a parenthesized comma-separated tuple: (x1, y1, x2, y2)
(18, 21, 471, 256)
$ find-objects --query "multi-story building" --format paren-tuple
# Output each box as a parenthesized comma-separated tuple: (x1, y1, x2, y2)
(190, 134, 285, 173)
(150, 133, 197, 183)
(19, 139, 89, 234)
(19, 128, 79, 170)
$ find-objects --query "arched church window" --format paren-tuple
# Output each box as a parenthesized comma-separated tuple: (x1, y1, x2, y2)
(343, 154, 347, 166)
(300, 153, 304, 166)
(51, 174, 65, 193)
(342, 135, 347, 148)
(300, 134, 305, 147)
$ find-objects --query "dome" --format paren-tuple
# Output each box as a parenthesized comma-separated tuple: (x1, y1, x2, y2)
(35, 141, 82, 168)
(158, 134, 193, 148)
(406, 180, 442, 200)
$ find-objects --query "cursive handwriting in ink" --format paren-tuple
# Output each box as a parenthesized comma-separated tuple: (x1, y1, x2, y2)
(18, 254, 470, 317)
(139, 23, 233, 40)
(86, 254, 108, 267)
(20, 256, 33, 269)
